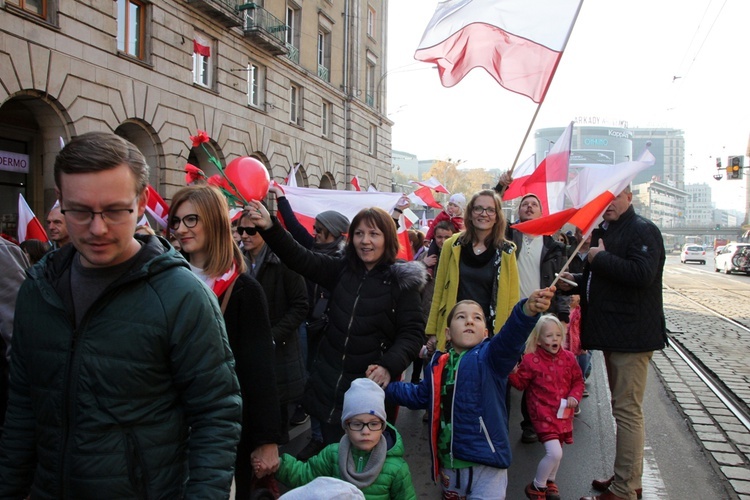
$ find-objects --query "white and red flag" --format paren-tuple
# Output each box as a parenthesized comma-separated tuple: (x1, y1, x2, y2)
(284, 164, 301, 187)
(351, 176, 362, 191)
(415, 0, 582, 103)
(145, 185, 169, 229)
(410, 177, 450, 194)
(17, 194, 48, 243)
(501, 154, 536, 200)
(512, 149, 656, 236)
(276, 185, 402, 235)
(410, 186, 443, 209)
(504, 122, 573, 216)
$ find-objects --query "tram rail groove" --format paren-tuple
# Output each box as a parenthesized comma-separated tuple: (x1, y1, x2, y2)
(664, 284, 750, 433)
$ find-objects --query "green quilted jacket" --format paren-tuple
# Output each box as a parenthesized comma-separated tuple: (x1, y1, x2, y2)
(0, 236, 242, 499)
(277, 424, 416, 500)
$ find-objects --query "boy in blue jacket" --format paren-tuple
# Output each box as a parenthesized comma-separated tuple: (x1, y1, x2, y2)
(386, 288, 554, 499)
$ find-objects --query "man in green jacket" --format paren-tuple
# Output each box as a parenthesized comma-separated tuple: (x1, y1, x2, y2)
(0, 132, 242, 498)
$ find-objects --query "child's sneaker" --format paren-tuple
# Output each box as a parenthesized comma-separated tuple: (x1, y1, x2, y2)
(545, 480, 561, 500)
(525, 483, 547, 500)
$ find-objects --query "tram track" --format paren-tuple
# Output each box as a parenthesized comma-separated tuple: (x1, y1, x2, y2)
(663, 282, 750, 434)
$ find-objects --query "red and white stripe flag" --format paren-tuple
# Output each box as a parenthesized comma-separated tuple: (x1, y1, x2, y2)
(146, 185, 169, 229)
(410, 186, 443, 209)
(410, 177, 450, 194)
(17, 194, 48, 243)
(501, 154, 536, 200)
(415, 0, 582, 103)
(284, 164, 301, 187)
(278, 185, 403, 235)
(351, 176, 362, 191)
(512, 149, 656, 236)
(504, 122, 573, 216)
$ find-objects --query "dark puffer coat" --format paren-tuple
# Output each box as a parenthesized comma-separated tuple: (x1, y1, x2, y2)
(260, 218, 426, 425)
(0, 237, 242, 499)
(248, 249, 308, 404)
(574, 205, 667, 352)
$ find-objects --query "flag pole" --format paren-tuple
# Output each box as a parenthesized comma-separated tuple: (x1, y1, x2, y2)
(549, 235, 588, 288)
(508, 0, 585, 177)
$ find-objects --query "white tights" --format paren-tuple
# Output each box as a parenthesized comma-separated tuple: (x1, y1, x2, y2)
(533, 439, 563, 489)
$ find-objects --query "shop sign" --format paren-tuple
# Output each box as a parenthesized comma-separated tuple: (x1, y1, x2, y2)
(0, 150, 30, 174)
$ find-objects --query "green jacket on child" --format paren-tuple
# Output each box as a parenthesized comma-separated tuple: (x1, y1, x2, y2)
(276, 423, 416, 500)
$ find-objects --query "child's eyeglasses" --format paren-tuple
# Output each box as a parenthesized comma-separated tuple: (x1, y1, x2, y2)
(237, 227, 258, 236)
(345, 420, 385, 431)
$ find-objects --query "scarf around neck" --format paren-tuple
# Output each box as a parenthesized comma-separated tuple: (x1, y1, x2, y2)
(338, 433, 387, 489)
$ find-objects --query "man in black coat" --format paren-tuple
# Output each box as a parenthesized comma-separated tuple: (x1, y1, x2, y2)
(561, 186, 666, 500)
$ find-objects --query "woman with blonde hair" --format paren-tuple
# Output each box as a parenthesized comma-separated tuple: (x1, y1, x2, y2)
(168, 185, 281, 499)
(426, 189, 520, 351)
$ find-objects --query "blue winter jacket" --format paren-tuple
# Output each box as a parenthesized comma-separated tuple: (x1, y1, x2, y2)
(386, 301, 537, 477)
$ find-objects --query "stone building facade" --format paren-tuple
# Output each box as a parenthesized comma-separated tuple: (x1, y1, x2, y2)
(0, 0, 392, 236)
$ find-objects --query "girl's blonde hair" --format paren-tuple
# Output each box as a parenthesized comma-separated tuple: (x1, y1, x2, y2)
(525, 314, 567, 354)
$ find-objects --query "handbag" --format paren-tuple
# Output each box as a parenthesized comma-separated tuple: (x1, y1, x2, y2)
(305, 295, 329, 340)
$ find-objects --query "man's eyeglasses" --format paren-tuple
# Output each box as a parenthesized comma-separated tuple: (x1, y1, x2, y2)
(237, 226, 258, 236)
(345, 420, 385, 431)
(472, 206, 497, 216)
(169, 214, 200, 230)
(61, 208, 134, 225)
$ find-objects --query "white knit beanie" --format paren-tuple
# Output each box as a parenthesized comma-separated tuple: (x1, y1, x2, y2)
(448, 193, 466, 212)
(341, 378, 387, 428)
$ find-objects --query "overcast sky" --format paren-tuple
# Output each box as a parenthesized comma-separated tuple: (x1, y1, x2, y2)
(386, 0, 750, 212)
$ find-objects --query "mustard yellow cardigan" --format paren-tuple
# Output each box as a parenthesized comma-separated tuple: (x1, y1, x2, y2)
(426, 233, 520, 351)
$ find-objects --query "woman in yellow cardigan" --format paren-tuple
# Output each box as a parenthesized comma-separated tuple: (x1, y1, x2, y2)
(426, 190, 520, 351)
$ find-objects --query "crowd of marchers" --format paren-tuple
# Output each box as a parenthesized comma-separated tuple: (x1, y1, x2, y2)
(0, 132, 665, 500)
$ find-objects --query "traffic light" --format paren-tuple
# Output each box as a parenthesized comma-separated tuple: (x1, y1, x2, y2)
(728, 156, 743, 180)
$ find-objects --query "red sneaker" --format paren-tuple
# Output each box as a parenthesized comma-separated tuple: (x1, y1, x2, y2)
(525, 483, 547, 500)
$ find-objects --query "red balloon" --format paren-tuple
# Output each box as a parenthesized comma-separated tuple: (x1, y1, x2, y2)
(224, 157, 270, 201)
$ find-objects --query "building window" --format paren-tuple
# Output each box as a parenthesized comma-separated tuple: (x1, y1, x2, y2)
(247, 63, 265, 108)
(365, 60, 376, 107)
(322, 101, 331, 138)
(117, 0, 146, 60)
(193, 33, 214, 88)
(289, 83, 302, 126)
(367, 7, 376, 37)
(317, 29, 331, 82)
(8, 0, 48, 18)
(368, 124, 376, 155)
(285, 3, 300, 64)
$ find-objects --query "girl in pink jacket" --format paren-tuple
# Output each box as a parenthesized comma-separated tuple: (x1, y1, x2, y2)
(509, 315, 584, 500)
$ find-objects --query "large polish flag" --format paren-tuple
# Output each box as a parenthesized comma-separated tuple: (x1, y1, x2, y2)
(277, 185, 403, 235)
(415, 0, 583, 102)
(276, 185, 413, 260)
(505, 122, 573, 216)
(512, 149, 656, 236)
(17, 194, 48, 243)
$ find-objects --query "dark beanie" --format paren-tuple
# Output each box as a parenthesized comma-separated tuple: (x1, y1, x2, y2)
(316, 211, 350, 238)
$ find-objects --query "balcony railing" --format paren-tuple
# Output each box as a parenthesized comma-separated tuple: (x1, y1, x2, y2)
(286, 43, 299, 65)
(186, 0, 242, 28)
(240, 3, 289, 56)
(318, 64, 330, 82)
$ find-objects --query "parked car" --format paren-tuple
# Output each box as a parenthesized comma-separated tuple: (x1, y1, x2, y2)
(714, 243, 750, 274)
(681, 244, 706, 265)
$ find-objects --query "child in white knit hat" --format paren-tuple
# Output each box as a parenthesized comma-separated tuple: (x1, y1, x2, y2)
(275, 378, 416, 499)
(424, 193, 465, 263)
